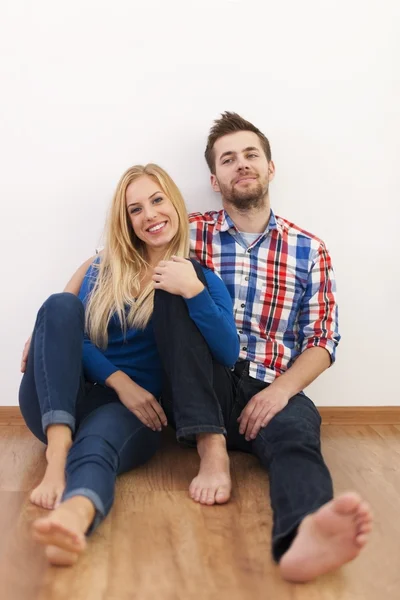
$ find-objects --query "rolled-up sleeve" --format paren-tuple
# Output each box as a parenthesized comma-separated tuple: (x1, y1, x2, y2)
(298, 242, 340, 363)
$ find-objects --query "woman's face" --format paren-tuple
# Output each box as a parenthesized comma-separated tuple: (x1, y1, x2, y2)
(126, 176, 179, 253)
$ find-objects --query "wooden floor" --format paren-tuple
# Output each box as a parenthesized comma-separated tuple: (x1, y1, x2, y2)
(0, 423, 399, 600)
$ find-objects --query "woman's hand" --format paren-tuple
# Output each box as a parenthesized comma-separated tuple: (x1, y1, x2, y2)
(21, 335, 32, 373)
(106, 371, 167, 431)
(152, 256, 204, 298)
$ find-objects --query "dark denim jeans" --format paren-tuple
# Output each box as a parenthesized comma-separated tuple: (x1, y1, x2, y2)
(154, 262, 334, 563)
(19, 293, 161, 532)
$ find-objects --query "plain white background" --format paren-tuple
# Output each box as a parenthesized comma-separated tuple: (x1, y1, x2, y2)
(1, 0, 398, 406)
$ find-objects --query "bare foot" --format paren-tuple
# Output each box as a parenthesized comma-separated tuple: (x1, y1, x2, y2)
(30, 425, 72, 510)
(189, 434, 231, 505)
(280, 492, 373, 582)
(30, 451, 67, 510)
(32, 496, 95, 566)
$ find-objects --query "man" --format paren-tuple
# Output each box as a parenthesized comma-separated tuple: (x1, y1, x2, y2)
(21, 112, 372, 582)
(185, 112, 372, 582)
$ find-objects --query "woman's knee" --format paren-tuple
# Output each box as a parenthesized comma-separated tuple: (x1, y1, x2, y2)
(40, 292, 84, 321)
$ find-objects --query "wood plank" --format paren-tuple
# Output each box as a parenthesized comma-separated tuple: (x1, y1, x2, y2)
(319, 406, 400, 425)
(2, 405, 400, 426)
(0, 424, 399, 599)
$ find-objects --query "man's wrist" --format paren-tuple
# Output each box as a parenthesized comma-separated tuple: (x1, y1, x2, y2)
(269, 376, 296, 399)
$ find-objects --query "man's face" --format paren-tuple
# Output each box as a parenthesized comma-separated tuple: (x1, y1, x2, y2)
(211, 131, 275, 210)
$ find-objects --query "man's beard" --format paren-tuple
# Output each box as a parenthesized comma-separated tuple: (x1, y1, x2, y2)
(219, 178, 268, 211)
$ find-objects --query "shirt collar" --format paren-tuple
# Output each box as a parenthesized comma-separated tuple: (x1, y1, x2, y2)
(215, 208, 282, 237)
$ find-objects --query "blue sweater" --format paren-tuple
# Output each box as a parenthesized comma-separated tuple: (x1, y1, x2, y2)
(78, 262, 239, 398)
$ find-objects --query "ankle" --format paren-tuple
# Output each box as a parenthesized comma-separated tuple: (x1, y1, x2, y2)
(46, 425, 72, 459)
(196, 433, 227, 456)
(61, 496, 96, 531)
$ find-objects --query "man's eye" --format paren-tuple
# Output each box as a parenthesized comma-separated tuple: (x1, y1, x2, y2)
(248, 153, 258, 158)
(222, 159, 233, 165)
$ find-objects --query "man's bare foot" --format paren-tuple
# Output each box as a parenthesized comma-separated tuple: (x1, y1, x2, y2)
(279, 492, 373, 583)
(189, 434, 231, 505)
(30, 425, 72, 510)
(32, 496, 95, 566)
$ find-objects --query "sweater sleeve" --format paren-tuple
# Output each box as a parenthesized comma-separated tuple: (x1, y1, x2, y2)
(184, 268, 239, 367)
(78, 260, 119, 384)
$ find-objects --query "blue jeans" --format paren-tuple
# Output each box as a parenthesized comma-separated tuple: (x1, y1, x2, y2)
(153, 263, 334, 563)
(19, 293, 161, 532)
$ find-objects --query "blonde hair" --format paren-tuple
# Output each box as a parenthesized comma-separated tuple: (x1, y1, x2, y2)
(85, 164, 189, 348)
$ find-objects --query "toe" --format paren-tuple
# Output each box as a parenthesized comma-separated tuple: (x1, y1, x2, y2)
(193, 487, 201, 502)
(357, 522, 372, 535)
(45, 545, 79, 566)
(199, 488, 209, 505)
(355, 533, 369, 547)
(215, 487, 230, 504)
(205, 489, 215, 505)
(334, 492, 361, 515)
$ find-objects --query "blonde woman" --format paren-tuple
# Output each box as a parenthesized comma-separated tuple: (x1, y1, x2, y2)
(19, 164, 239, 566)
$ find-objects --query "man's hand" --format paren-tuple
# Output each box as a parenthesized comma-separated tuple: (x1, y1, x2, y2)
(21, 335, 32, 373)
(237, 386, 290, 441)
(106, 371, 167, 431)
(152, 256, 204, 298)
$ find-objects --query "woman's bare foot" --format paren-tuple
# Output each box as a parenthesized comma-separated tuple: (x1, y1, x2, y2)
(32, 496, 95, 566)
(189, 434, 231, 505)
(30, 425, 72, 510)
(279, 492, 373, 583)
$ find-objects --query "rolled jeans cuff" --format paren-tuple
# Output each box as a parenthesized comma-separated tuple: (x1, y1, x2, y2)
(42, 410, 76, 436)
(176, 424, 226, 447)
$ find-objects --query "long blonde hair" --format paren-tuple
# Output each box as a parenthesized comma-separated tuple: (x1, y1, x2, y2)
(85, 164, 190, 348)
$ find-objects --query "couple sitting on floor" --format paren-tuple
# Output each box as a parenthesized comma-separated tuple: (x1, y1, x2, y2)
(19, 112, 372, 582)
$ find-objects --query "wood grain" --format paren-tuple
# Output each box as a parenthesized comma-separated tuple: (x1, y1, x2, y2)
(2, 405, 400, 426)
(0, 424, 399, 599)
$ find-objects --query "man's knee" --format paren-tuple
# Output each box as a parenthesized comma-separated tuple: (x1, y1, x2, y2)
(264, 395, 321, 445)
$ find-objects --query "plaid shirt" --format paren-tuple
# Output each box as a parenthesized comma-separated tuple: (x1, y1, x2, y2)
(189, 209, 340, 383)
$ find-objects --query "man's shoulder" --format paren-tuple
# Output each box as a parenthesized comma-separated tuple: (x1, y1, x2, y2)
(189, 210, 222, 227)
(276, 214, 326, 250)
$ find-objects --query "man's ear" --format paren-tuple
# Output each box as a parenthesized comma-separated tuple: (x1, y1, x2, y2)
(268, 160, 276, 182)
(211, 174, 220, 192)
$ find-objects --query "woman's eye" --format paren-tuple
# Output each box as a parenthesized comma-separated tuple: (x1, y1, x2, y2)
(130, 207, 141, 214)
(153, 197, 163, 204)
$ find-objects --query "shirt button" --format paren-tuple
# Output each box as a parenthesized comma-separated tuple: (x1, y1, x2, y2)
(242, 347, 248, 351)
(247, 249, 251, 253)
(241, 303, 245, 308)
(245, 276, 249, 281)
(239, 330, 243, 334)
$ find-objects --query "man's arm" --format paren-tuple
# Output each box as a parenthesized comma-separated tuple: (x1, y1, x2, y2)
(237, 347, 330, 440)
(238, 241, 340, 440)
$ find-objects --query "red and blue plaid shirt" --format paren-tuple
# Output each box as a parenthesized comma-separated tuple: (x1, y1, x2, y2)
(189, 209, 340, 383)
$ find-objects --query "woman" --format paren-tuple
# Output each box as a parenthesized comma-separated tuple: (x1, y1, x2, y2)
(19, 164, 239, 566)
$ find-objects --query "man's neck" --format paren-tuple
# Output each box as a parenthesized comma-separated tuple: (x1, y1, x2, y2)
(222, 198, 271, 233)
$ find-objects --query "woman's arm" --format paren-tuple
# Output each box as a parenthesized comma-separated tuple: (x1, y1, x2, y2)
(184, 268, 239, 367)
(64, 255, 97, 294)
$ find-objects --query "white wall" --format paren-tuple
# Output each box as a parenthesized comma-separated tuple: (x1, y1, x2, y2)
(1, 0, 398, 406)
